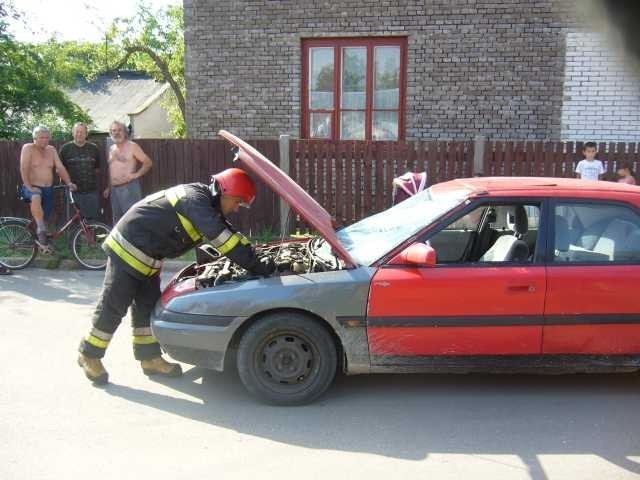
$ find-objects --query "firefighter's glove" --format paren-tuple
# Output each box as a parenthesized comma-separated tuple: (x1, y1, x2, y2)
(252, 256, 276, 276)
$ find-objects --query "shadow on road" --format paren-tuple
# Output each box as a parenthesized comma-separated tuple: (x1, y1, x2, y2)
(0, 269, 100, 304)
(106, 369, 640, 479)
(0, 268, 178, 305)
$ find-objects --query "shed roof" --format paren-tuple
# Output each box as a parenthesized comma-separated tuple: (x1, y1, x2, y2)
(65, 71, 169, 133)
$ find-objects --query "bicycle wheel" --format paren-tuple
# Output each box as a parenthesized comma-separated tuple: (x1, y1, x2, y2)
(0, 220, 38, 269)
(70, 221, 110, 270)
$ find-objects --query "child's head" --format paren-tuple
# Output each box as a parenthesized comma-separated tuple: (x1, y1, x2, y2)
(583, 141, 597, 160)
(617, 161, 634, 178)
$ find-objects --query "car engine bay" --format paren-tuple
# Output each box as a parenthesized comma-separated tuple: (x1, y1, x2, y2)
(182, 238, 343, 289)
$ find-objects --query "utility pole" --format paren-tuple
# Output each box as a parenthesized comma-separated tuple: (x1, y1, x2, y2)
(104, 32, 108, 71)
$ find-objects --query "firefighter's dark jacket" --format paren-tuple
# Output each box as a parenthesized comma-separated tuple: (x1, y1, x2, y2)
(103, 183, 260, 279)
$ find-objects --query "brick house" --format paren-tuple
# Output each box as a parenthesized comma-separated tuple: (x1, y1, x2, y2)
(184, 0, 640, 142)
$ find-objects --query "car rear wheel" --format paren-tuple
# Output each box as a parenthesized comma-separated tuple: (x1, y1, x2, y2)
(237, 312, 337, 405)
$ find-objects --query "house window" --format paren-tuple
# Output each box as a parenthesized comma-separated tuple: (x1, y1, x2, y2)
(302, 37, 407, 141)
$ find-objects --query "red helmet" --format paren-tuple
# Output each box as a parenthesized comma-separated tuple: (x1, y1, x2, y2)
(212, 168, 256, 207)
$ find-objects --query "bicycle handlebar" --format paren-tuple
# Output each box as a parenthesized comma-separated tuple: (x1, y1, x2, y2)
(54, 184, 77, 204)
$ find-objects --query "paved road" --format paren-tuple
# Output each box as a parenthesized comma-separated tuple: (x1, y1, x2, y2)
(1, 269, 640, 480)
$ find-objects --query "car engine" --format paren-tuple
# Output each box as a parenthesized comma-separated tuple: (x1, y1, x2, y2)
(191, 238, 342, 289)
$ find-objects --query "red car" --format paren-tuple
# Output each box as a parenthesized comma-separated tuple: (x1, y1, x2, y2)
(153, 132, 640, 405)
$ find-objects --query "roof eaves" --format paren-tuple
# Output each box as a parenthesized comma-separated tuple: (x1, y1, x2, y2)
(128, 83, 171, 115)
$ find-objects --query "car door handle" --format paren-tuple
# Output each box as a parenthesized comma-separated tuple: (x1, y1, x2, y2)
(507, 285, 536, 293)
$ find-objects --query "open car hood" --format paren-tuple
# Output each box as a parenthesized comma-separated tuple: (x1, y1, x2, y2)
(219, 130, 357, 267)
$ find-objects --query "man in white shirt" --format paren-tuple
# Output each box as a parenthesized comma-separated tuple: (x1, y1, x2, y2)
(575, 142, 604, 181)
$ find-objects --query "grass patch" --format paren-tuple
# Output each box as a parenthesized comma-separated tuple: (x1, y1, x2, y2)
(40, 234, 73, 268)
(32, 228, 285, 266)
(251, 227, 279, 244)
(51, 235, 72, 258)
(176, 249, 196, 262)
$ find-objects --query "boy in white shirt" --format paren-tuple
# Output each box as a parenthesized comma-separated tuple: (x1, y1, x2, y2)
(575, 142, 604, 181)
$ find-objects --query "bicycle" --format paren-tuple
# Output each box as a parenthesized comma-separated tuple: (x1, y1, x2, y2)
(0, 185, 110, 270)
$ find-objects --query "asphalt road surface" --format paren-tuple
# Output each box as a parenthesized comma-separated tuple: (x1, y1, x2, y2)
(1, 269, 639, 480)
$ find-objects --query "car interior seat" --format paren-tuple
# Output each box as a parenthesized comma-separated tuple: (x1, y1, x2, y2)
(576, 218, 609, 251)
(479, 205, 529, 262)
(559, 216, 639, 262)
(554, 215, 571, 261)
(592, 219, 637, 261)
(620, 228, 640, 262)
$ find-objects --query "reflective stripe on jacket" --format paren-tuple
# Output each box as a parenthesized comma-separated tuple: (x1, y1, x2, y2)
(165, 185, 203, 242)
(103, 228, 162, 277)
(103, 182, 262, 279)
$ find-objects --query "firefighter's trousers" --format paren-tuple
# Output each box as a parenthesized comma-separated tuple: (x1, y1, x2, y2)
(79, 258, 162, 360)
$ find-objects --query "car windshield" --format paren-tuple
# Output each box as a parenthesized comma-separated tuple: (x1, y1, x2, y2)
(335, 187, 466, 266)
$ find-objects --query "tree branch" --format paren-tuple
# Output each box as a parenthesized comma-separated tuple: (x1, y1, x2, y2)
(113, 45, 185, 121)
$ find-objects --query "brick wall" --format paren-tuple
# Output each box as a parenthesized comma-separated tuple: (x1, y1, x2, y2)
(184, 0, 572, 141)
(561, 31, 640, 142)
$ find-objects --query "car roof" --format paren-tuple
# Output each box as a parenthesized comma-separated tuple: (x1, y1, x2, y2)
(433, 176, 640, 198)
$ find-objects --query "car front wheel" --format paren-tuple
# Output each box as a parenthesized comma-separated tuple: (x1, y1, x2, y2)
(237, 312, 337, 405)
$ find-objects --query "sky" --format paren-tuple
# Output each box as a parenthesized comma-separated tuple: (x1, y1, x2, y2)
(8, 0, 181, 43)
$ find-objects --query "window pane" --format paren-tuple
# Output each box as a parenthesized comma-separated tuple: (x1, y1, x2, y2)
(553, 203, 640, 263)
(374, 46, 400, 109)
(445, 207, 486, 232)
(341, 47, 366, 109)
(431, 204, 540, 263)
(309, 48, 334, 110)
(340, 111, 365, 140)
(310, 112, 331, 139)
(430, 206, 486, 263)
(373, 111, 398, 141)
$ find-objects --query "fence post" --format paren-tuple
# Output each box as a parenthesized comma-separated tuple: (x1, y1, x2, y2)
(278, 134, 291, 235)
(473, 134, 486, 176)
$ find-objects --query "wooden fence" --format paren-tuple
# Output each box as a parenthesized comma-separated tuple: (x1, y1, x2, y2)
(288, 139, 640, 230)
(3, 138, 640, 235)
(134, 139, 280, 236)
(289, 140, 473, 228)
(0, 139, 281, 236)
(483, 141, 640, 179)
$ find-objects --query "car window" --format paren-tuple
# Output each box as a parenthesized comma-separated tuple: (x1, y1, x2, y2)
(553, 202, 640, 263)
(336, 186, 466, 265)
(445, 207, 486, 231)
(428, 203, 541, 264)
(525, 205, 540, 229)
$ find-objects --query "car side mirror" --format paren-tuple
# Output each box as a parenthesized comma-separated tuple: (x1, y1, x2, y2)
(388, 243, 437, 267)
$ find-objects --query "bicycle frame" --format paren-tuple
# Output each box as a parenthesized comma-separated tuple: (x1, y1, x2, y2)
(25, 189, 98, 245)
(2, 186, 109, 270)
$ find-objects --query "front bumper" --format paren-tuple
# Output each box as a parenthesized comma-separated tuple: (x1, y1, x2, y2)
(151, 307, 247, 371)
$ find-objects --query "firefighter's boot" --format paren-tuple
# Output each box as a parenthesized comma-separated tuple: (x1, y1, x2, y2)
(141, 356, 182, 377)
(77, 353, 109, 385)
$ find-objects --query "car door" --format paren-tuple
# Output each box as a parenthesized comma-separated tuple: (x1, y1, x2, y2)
(366, 201, 546, 363)
(543, 199, 640, 354)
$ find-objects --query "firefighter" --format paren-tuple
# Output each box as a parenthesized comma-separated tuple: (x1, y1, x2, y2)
(77, 168, 275, 385)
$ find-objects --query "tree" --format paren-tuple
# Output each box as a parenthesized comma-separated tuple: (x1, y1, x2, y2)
(34, 30, 121, 87)
(5, 2, 186, 139)
(110, 3, 185, 137)
(0, 2, 90, 139)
